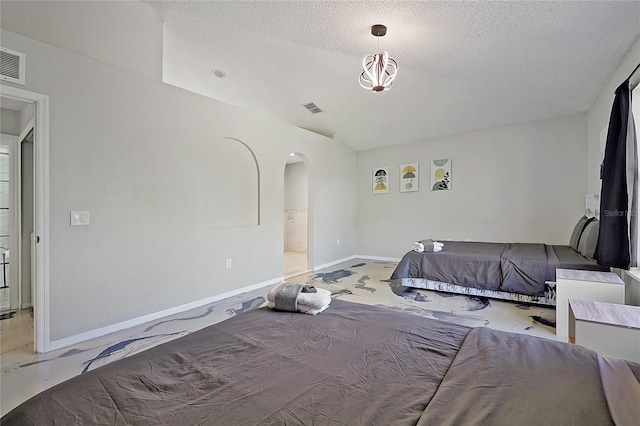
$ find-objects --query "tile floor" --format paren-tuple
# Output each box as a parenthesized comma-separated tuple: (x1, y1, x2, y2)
(1, 308, 33, 354)
(284, 251, 309, 279)
(0, 258, 558, 416)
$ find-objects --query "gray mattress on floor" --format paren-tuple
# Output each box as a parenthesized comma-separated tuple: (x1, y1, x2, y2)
(391, 241, 608, 297)
(2, 299, 624, 425)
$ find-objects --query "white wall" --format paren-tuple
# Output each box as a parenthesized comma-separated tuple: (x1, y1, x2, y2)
(0, 1, 163, 80)
(357, 114, 588, 258)
(0, 28, 356, 342)
(284, 161, 308, 211)
(587, 36, 640, 194)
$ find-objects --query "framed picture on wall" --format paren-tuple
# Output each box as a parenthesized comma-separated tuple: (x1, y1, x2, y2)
(372, 166, 389, 194)
(399, 163, 419, 192)
(431, 159, 452, 191)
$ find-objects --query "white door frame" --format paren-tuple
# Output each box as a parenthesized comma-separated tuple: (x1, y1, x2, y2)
(1, 85, 50, 353)
(16, 122, 34, 311)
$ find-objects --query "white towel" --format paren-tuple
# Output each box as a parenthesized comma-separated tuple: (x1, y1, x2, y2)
(412, 240, 444, 253)
(266, 282, 332, 315)
(297, 288, 332, 309)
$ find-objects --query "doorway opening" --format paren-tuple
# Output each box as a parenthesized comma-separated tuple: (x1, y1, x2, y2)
(0, 85, 49, 353)
(0, 134, 17, 313)
(283, 153, 310, 279)
(0, 98, 35, 354)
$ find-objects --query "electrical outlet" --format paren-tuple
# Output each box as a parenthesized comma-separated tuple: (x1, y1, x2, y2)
(337, 238, 341, 245)
(226, 258, 232, 269)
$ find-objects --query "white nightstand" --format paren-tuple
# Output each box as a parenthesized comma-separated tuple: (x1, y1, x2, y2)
(555, 269, 625, 341)
(569, 299, 640, 362)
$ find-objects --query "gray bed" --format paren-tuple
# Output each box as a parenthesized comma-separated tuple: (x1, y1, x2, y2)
(391, 241, 609, 306)
(2, 299, 637, 425)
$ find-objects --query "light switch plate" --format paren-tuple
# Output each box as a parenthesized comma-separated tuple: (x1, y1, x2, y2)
(71, 211, 90, 226)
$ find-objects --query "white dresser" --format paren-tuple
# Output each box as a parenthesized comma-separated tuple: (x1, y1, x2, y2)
(569, 299, 640, 362)
(555, 269, 625, 341)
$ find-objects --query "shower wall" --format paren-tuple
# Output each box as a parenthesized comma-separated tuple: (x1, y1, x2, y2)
(284, 209, 308, 253)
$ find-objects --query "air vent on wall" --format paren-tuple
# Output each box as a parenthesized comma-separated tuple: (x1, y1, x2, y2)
(0, 47, 26, 85)
(302, 102, 323, 114)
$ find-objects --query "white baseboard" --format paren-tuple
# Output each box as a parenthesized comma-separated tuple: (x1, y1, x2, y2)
(312, 255, 400, 272)
(44, 254, 402, 352)
(46, 276, 282, 352)
(313, 255, 357, 271)
(355, 255, 402, 262)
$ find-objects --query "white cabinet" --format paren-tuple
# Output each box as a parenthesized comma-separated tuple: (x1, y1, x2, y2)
(569, 299, 640, 362)
(555, 269, 625, 341)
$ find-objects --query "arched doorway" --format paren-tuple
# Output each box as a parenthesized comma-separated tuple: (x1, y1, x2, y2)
(283, 153, 309, 278)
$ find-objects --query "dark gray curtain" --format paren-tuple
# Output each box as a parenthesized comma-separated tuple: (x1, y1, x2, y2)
(596, 81, 638, 269)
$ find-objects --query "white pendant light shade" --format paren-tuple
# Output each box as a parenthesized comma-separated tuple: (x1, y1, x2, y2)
(359, 51, 398, 92)
(359, 24, 398, 92)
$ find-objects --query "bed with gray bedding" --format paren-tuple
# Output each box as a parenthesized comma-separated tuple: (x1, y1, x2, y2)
(2, 299, 637, 425)
(391, 241, 609, 306)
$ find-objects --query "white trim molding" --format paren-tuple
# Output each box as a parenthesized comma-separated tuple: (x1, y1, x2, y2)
(355, 255, 402, 262)
(313, 256, 357, 271)
(313, 255, 400, 272)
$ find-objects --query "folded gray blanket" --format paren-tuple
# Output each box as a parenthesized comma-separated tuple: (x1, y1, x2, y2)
(274, 283, 303, 311)
(267, 283, 330, 315)
(274, 283, 318, 311)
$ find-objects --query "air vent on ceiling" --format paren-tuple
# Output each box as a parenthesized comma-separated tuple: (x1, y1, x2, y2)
(302, 102, 323, 114)
(0, 47, 25, 85)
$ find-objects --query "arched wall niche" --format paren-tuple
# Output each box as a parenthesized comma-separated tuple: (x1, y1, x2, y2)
(200, 137, 260, 228)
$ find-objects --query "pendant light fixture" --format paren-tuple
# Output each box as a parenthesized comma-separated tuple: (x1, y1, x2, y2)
(359, 24, 398, 92)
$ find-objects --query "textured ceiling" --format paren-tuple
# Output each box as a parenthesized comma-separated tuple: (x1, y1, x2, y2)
(135, 1, 640, 151)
